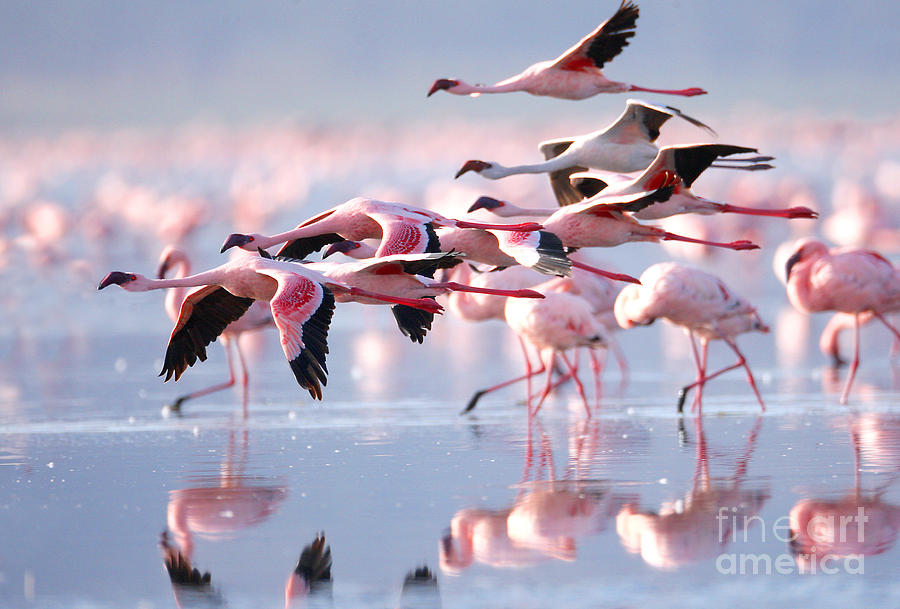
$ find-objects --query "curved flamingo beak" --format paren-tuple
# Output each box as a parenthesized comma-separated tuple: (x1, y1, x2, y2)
(784, 250, 803, 282)
(467, 196, 505, 214)
(428, 78, 459, 97)
(98, 271, 132, 290)
(323, 241, 361, 258)
(220, 233, 252, 253)
(455, 160, 491, 179)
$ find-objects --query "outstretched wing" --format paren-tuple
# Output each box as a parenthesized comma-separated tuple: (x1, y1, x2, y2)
(567, 180, 676, 216)
(258, 270, 335, 400)
(353, 251, 464, 278)
(538, 138, 586, 206)
(160, 286, 254, 382)
(672, 144, 757, 188)
(276, 232, 344, 260)
(551, 0, 639, 71)
(492, 229, 572, 277)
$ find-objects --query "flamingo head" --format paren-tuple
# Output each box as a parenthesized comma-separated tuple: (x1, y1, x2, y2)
(98, 271, 150, 291)
(427, 78, 460, 97)
(784, 239, 828, 282)
(455, 160, 492, 179)
(466, 196, 505, 214)
(220, 232, 263, 253)
(323, 240, 362, 259)
(156, 246, 188, 279)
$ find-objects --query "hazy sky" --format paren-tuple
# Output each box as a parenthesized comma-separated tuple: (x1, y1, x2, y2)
(2, 1, 899, 130)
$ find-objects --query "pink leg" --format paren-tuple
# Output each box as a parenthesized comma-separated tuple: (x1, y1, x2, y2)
(628, 84, 707, 97)
(589, 348, 604, 406)
(840, 314, 861, 405)
(680, 331, 703, 414)
(531, 350, 558, 417)
(454, 220, 543, 232)
(660, 230, 758, 251)
(561, 352, 591, 418)
(463, 338, 545, 413)
(170, 341, 237, 411)
(873, 311, 900, 343)
(679, 344, 753, 415)
(233, 338, 250, 419)
(528, 353, 574, 402)
(715, 202, 817, 219)
(345, 286, 444, 313)
(724, 337, 765, 411)
(571, 259, 640, 284)
(428, 281, 543, 299)
(695, 339, 709, 414)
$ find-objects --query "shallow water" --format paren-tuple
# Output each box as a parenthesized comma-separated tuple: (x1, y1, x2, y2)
(3, 319, 900, 609)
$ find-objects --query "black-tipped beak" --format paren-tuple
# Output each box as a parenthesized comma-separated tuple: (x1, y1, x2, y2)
(784, 250, 803, 282)
(455, 160, 490, 179)
(467, 196, 504, 214)
(323, 241, 359, 258)
(221, 233, 252, 253)
(98, 271, 130, 290)
(428, 78, 458, 97)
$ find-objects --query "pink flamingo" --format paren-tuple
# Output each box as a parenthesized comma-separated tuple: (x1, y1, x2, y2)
(614, 262, 769, 414)
(305, 251, 545, 343)
(784, 239, 900, 404)
(219, 196, 542, 260)
(455, 99, 716, 205)
(427, 1, 705, 100)
(467, 189, 760, 253)
(98, 254, 442, 400)
(157, 246, 274, 414)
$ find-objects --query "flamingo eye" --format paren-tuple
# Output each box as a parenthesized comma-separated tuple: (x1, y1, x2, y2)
(248, 236, 255, 242)
(129, 274, 136, 280)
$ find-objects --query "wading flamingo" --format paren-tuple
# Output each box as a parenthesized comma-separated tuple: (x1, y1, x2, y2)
(784, 239, 900, 404)
(614, 262, 769, 414)
(157, 246, 274, 414)
(98, 254, 441, 400)
(427, 1, 705, 100)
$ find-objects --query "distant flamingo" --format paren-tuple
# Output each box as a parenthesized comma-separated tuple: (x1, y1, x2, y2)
(468, 189, 760, 253)
(614, 262, 769, 413)
(98, 254, 441, 400)
(455, 99, 716, 205)
(784, 239, 900, 404)
(428, 1, 705, 100)
(219, 196, 542, 261)
(157, 246, 274, 414)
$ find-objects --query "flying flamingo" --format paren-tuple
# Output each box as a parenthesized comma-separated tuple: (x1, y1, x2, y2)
(468, 188, 761, 253)
(614, 262, 769, 413)
(219, 196, 543, 261)
(98, 254, 441, 400)
(427, 1, 706, 100)
(156, 246, 274, 414)
(455, 99, 717, 205)
(305, 251, 545, 343)
(783, 239, 900, 404)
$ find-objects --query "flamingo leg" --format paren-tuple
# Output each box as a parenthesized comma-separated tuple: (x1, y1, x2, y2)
(678, 348, 747, 414)
(627, 84, 706, 97)
(526, 356, 573, 403)
(680, 331, 703, 414)
(695, 339, 709, 414)
(873, 311, 900, 343)
(724, 337, 765, 411)
(170, 340, 236, 411)
(463, 340, 545, 413)
(588, 348, 604, 407)
(428, 281, 543, 299)
(839, 314, 861, 405)
(571, 259, 640, 284)
(714, 202, 817, 219)
(561, 351, 591, 418)
(233, 337, 250, 419)
(531, 350, 558, 417)
(660, 231, 758, 251)
(454, 220, 543, 232)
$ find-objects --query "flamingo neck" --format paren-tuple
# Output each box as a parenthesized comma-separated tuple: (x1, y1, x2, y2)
(454, 79, 524, 96)
(496, 155, 573, 177)
(164, 258, 191, 321)
(143, 269, 225, 292)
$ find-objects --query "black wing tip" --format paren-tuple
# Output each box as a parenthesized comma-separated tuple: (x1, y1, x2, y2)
(276, 233, 343, 260)
(392, 303, 435, 344)
(296, 533, 333, 583)
(534, 231, 573, 276)
(289, 290, 335, 399)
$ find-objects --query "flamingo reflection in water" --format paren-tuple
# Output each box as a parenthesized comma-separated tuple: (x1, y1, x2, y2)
(788, 413, 900, 573)
(615, 417, 768, 569)
(440, 420, 633, 572)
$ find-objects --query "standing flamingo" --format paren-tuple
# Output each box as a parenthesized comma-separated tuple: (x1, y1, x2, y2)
(455, 99, 715, 205)
(219, 196, 542, 261)
(783, 239, 900, 404)
(156, 246, 274, 414)
(98, 254, 442, 400)
(614, 262, 769, 413)
(427, 1, 705, 100)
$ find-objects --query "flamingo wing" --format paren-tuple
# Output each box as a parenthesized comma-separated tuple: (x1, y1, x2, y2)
(257, 269, 335, 399)
(626, 100, 716, 142)
(276, 232, 344, 260)
(567, 182, 675, 216)
(672, 144, 757, 188)
(353, 251, 463, 277)
(160, 285, 254, 382)
(492, 230, 572, 277)
(370, 214, 442, 257)
(537, 139, 587, 206)
(550, 0, 639, 71)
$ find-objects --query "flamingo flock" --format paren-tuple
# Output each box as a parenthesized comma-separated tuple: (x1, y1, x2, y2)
(92, 0, 899, 416)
